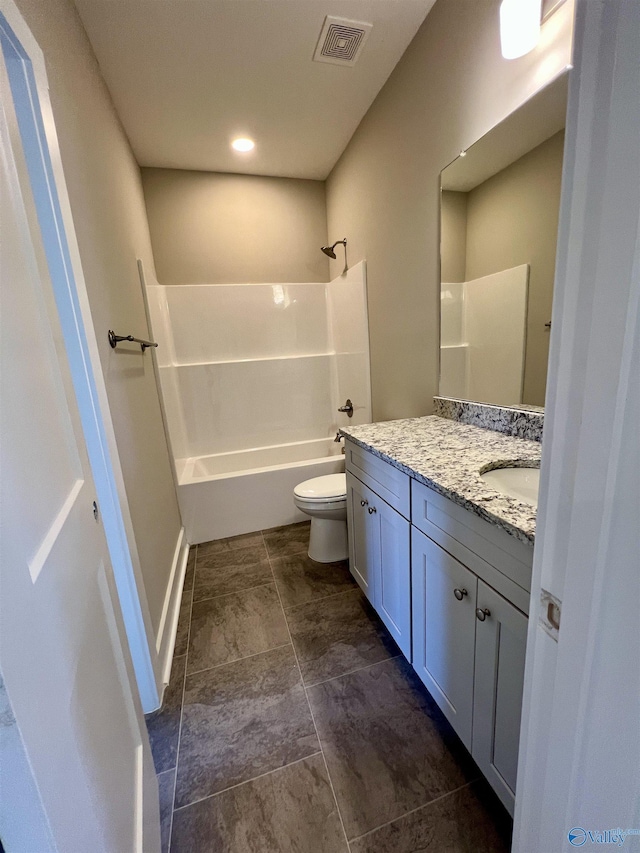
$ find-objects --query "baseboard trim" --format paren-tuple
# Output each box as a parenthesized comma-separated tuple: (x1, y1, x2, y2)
(154, 527, 189, 703)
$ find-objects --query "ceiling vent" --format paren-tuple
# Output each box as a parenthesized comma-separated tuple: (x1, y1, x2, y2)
(313, 16, 373, 67)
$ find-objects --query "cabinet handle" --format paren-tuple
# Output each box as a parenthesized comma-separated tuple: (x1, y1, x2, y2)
(360, 499, 369, 507)
(453, 588, 468, 601)
(475, 607, 491, 622)
(368, 505, 377, 514)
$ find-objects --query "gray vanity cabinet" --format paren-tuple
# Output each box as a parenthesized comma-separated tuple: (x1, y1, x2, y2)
(411, 528, 477, 750)
(411, 523, 529, 815)
(344, 438, 532, 816)
(473, 579, 528, 809)
(345, 472, 375, 601)
(345, 471, 412, 660)
(374, 491, 411, 660)
(411, 492, 528, 814)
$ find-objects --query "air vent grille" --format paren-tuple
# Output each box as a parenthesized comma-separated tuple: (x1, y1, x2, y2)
(313, 16, 372, 66)
(322, 25, 364, 61)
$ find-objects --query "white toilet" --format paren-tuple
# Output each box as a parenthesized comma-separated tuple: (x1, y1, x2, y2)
(293, 473, 348, 563)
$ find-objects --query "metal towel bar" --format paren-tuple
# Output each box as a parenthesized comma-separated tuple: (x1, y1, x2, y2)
(108, 330, 158, 352)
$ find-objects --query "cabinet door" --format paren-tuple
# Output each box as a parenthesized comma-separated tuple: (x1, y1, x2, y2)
(411, 528, 477, 750)
(372, 497, 411, 660)
(346, 472, 375, 602)
(472, 580, 528, 815)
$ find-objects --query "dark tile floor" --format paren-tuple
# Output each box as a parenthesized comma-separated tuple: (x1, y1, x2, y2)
(146, 521, 512, 853)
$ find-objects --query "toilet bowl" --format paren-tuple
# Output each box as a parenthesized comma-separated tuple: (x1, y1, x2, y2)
(293, 473, 348, 563)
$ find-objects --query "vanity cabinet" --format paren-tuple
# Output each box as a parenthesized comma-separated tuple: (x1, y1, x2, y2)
(411, 529, 477, 749)
(411, 528, 528, 812)
(344, 437, 533, 816)
(473, 579, 528, 809)
(345, 473, 375, 601)
(346, 472, 411, 659)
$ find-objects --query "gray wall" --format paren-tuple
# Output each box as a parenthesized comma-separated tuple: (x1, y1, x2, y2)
(325, 0, 573, 421)
(465, 131, 565, 406)
(441, 191, 468, 283)
(142, 169, 329, 284)
(14, 0, 182, 637)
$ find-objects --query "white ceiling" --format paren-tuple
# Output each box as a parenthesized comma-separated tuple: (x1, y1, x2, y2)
(74, 0, 436, 180)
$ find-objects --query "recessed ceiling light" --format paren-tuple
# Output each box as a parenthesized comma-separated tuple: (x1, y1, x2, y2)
(231, 137, 255, 152)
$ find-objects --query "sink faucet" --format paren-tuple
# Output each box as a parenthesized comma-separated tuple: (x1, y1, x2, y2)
(338, 399, 354, 418)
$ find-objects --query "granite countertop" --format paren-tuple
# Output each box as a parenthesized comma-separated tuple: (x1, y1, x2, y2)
(340, 416, 541, 545)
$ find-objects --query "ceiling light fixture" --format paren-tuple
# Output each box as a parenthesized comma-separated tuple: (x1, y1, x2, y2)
(231, 137, 255, 152)
(499, 0, 542, 60)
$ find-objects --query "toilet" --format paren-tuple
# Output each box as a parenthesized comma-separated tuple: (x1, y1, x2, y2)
(293, 473, 348, 563)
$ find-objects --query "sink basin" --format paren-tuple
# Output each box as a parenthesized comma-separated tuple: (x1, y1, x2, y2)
(480, 466, 540, 507)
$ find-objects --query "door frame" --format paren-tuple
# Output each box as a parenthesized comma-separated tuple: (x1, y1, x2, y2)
(0, 0, 161, 711)
(513, 0, 640, 847)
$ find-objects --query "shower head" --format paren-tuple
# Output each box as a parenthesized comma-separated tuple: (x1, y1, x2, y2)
(321, 238, 348, 265)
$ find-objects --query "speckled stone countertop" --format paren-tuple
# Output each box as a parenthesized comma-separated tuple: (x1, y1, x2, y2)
(340, 416, 541, 545)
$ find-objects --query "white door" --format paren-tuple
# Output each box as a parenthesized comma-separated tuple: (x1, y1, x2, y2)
(0, 46, 159, 853)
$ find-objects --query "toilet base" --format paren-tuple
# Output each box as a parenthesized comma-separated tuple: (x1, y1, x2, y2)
(308, 516, 348, 563)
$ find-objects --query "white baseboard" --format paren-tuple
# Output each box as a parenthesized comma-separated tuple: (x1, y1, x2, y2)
(154, 527, 189, 704)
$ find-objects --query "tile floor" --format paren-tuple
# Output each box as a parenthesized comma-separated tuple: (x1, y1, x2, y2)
(146, 521, 512, 852)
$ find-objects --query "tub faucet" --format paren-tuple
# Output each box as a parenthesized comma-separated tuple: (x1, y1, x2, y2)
(338, 399, 354, 418)
(334, 432, 342, 442)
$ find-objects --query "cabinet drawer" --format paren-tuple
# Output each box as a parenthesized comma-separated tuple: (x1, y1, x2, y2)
(411, 478, 533, 604)
(345, 439, 410, 519)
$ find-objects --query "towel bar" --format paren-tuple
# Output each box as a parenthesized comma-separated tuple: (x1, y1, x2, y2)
(108, 330, 158, 352)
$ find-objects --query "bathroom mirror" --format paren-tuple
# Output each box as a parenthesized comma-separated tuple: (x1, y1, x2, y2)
(439, 72, 568, 410)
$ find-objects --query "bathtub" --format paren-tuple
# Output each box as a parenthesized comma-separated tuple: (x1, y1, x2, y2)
(176, 437, 345, 544)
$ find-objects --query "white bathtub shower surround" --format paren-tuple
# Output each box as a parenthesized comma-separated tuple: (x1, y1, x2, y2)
(145, 262, 371, 542)
(171, 354, 336, 458)
(177, 439, 344, 543)
(155, 281, 330, 365)
(440, 264, 529, 406)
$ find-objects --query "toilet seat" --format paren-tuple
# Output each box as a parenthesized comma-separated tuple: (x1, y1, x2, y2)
(294, 473, 346, 502)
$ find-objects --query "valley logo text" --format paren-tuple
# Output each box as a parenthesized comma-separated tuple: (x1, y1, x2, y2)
(568, 828, 640, 847)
